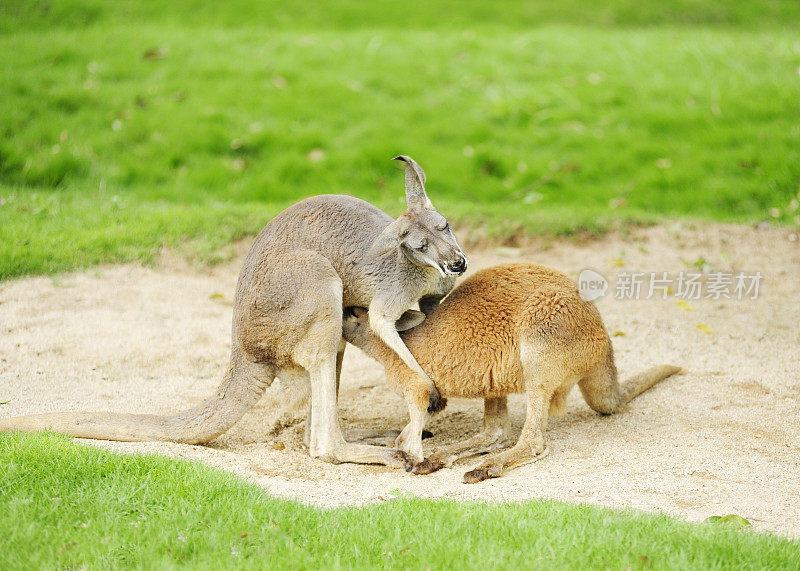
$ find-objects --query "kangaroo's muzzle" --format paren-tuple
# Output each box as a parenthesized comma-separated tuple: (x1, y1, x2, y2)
(446, 256, 468, 276)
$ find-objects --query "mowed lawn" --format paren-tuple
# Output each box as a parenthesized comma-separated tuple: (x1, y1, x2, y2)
(1, 1, 799, 278)
(1, 432, 799, 570)
(2, 2, 800, 568)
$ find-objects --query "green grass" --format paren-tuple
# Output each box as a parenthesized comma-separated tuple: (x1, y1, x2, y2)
(2, 432, 798, 570)
(3, 5, 799, 566)
(1, 1, 799, 278)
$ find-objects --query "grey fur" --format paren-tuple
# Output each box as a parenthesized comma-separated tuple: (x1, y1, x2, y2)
(0, 156, 467, 467)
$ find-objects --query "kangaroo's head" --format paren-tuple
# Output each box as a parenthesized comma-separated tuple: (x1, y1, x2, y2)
(342, 306, 424, 357)
(366, 156, 468, 276)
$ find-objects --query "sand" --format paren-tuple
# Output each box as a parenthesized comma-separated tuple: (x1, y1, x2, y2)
(1, 222, 798, 537)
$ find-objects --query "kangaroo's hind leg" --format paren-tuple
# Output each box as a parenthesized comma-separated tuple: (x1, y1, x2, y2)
(462, 388, 551, 484)
(462, 345, 570, 483)
(295, 324, 410, 468)
(298, 341, 344, 447)
(413, 397, 512, 475)
(293, 273, 410, 467)
(304, 341, 404, 447)
(244, 250, 409, 468)
(266, 368, 310, 440)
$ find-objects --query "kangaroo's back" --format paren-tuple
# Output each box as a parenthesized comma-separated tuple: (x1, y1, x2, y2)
(237, 195, 393, 308)
(401, 263, 606, 397)
(243, 195, 389, 267)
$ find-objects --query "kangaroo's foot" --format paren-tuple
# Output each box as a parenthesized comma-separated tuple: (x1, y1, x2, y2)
(312, 441, 414, 469)
(462, 385, 551, 483)
(413, 427, 511, 476)
(463, 446, 550, 484)
(412, 456, 446, 475)
(344, 428, 433, 446)
(462, 467, 490, 484)
(414, 397, 511, 476)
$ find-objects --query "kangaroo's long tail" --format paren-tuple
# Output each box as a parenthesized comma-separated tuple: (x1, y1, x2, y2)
(579, 347, 681, 415)
(619, 364, 682, 405)
(0, 349, 273, 444)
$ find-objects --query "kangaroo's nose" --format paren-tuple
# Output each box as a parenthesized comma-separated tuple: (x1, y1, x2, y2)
(448, 257, 467, 275)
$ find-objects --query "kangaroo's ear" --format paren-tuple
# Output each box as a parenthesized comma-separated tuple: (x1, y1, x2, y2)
(394, 309, 426, 332)
(393, 155, 432, 210)
(366, 217, 405, 259)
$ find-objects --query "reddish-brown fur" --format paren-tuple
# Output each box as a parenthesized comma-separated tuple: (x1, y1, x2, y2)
(343, 262, 680, 482)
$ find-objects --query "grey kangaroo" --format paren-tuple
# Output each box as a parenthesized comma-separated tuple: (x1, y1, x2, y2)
(0, 156, 468, 467)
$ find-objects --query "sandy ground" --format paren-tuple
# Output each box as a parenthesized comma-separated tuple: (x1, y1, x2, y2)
(1, 222, 799, 538)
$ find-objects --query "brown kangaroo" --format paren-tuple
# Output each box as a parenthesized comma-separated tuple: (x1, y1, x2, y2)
(341, 262, 681, 482)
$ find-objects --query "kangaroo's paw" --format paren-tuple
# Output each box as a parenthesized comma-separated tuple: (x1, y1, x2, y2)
(427, 387, 447, 414)
(462, 446, 550, 483)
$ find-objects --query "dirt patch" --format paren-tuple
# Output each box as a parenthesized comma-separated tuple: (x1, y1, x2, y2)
(1, 222, 798, 537)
